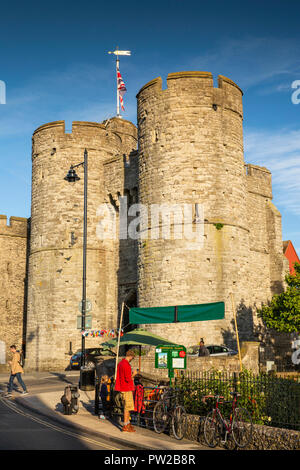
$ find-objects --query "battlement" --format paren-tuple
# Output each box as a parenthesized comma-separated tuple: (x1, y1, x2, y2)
(33, 120, 109, 136)
(0, 215, 28, 238)
(33, 118, 137, 137)
(137, 71, 243, 94)
(218, 75, 243, 95)
(246, 164, 272, 198)
(137, 71, 243, 117)
(33, 120, 65, 135)
(32, 119, 137, 154)
(32, 121, 122, 160)
(104, 117, 137, 139)
(104, 117, 138, 153)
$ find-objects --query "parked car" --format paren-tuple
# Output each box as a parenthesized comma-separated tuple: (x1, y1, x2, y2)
(69, 347, 116, 370)
(187, 344, 238, 357)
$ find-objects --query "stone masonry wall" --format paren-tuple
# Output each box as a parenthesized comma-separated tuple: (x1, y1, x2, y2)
(0, 215, 28, 372)
(26, 119, 137, 371)
(136, 72, 253, 347)
(245, 163, 291, 359)
(102, 136, 138, 319)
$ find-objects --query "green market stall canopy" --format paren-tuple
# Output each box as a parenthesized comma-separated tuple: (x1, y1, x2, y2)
(129, 302, 225, 324)
(101, 329, 182, 348)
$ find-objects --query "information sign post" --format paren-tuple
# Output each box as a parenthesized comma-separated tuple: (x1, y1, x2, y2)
(155, 344, 186, 385)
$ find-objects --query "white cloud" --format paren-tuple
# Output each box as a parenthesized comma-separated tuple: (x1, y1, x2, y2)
(244, 127, 300, 216)
(256, 82, 292, 96)
(191, 36, 300, 91)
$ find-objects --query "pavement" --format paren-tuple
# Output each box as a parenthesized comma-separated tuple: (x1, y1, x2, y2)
(0, 371, 206, 451)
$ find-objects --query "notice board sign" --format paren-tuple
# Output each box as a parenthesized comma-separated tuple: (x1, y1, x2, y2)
(155, 344, 186, 370)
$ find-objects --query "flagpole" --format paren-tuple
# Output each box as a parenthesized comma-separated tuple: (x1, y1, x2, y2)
(116, 53, 120, 118)
(108, 47, 131, 120)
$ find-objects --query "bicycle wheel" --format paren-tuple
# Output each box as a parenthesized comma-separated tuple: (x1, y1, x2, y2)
(153, 400, 169, 434)
(171, 405, 187, 440)
(203, 410, 222, 448)
(232, 407, 253, 448)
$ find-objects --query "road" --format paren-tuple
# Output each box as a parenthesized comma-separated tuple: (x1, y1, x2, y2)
(0, 373, 126, 450)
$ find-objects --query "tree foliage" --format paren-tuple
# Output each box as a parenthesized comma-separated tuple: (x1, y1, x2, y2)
(257, 262, 300, 333)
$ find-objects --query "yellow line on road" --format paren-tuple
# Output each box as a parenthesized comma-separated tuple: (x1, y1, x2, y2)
(0, 398, 121, 450)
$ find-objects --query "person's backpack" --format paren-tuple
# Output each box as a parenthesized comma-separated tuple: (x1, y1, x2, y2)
(18, 350, 25, 368)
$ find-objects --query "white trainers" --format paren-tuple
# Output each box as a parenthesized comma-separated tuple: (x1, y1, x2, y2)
(22, 391, 29, 395)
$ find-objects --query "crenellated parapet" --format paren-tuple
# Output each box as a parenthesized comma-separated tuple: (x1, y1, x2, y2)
(104, 117, 137, 154)
(32, 118, 137, 164)
(246, 164, 272, 199)
(137, 71, 243, 119)
(32, 120, 123, 158)
(0, 215, 28, 238)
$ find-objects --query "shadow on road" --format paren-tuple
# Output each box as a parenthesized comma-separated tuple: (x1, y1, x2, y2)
(49, 372, 76, 385)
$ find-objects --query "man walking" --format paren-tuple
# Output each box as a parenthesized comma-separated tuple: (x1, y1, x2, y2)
(5, 345, 28, 397)
(114, 349, 137, 432)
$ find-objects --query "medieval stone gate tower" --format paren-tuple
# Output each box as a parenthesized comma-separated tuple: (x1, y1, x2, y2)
(0, 71, 288, 371)
(25, 119, 137, 370)
(137, 72, 248, 343)
(136, 71, 287, 346)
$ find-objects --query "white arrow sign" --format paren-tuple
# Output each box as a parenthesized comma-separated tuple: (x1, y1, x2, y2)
(108, 50, 131, 56)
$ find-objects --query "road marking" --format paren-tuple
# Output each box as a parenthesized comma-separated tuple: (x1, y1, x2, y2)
(0, 398, 121, 450)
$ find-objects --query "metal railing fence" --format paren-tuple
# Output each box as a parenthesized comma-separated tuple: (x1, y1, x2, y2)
(175, 370, 300, 431)
(94, 370, 300, 432)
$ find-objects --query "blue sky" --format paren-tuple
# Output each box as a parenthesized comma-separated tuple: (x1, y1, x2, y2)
(0, 0, 300, 253)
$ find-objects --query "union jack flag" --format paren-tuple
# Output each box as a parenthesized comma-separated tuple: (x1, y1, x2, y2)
(117, 64, 127, 111)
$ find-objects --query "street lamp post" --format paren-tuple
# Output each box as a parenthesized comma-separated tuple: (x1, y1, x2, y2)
(64, 148, 88, 373)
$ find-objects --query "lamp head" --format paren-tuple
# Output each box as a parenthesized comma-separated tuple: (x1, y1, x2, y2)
(64, 166, 80, 183)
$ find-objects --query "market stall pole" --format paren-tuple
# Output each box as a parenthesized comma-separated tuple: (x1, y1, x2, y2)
(138, 345, 142, 371)
(230, 293, 243, 372)
(114, 302, 125, 381)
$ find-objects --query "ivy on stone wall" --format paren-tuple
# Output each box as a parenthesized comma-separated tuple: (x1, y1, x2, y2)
(214, 223, 224, 231)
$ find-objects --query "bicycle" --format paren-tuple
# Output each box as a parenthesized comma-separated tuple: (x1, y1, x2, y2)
(153, 387, 187, 440)
(203, 391, 253, 448)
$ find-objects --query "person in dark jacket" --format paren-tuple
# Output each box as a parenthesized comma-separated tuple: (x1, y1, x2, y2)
(99, 375, 110, 419)
(198, 340, 210, 357)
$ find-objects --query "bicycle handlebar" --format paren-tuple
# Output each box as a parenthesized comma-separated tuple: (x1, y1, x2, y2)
(201, 392, 241, 403)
